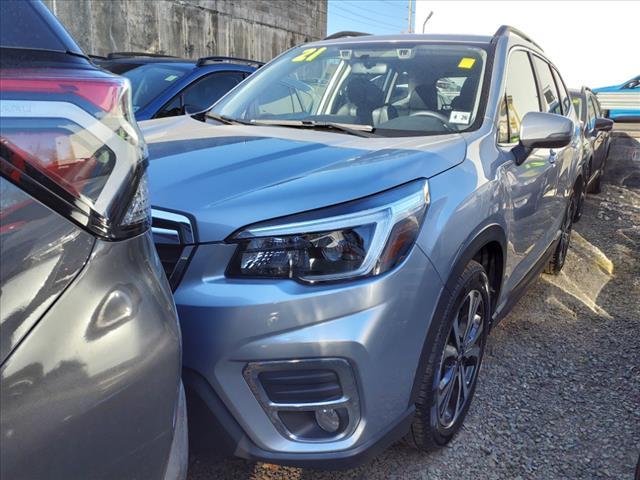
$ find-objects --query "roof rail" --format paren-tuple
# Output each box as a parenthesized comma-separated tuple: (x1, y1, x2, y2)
(107, 52, 177, 59)
(323, 31, 370, 41)
(196, 56, 264, 67)
(491, 25, 543, 51)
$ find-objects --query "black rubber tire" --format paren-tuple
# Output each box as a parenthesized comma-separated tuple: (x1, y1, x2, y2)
(545, 194, 576, 275)
(573, 177, 586, 223)
(406, 260, 490, 451)
(587, 170, 602, 194)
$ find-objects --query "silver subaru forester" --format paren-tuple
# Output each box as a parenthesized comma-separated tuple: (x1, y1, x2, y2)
(141, 26, 582, 468)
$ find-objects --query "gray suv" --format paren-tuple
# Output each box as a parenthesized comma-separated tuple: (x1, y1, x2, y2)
(141, 26, 581, 468)
(0, 2, 186, 478)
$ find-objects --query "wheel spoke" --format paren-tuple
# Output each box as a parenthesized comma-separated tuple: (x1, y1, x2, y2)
(439, 364, 457, 417)
(465, 291, 481, 336)
(453, 368, 464, 416)
(458, 363, 469, 403)
(451, 312, 463, 351)
(438, 361, 456, 392)
(464, 321, 483, 354)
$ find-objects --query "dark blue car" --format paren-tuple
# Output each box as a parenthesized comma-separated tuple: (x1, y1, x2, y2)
(97, 53, 262, 120)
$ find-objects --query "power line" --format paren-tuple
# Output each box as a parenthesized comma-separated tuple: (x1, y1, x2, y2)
(332, 2, 404, 29)
(329, 9, 402, 33)
(339, 0, 406, 22)
(331, 3, 405, 31)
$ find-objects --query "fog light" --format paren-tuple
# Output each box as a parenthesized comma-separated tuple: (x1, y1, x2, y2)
(315, 408, 340, 433)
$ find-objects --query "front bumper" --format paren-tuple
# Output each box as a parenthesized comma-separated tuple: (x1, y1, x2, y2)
(175, 242, 444, 466)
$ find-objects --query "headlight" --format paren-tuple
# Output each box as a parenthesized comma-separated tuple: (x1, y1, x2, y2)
(226, 180, 429, 283)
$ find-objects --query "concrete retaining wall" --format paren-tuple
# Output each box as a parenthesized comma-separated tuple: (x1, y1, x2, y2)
(43, 0, 327, 62)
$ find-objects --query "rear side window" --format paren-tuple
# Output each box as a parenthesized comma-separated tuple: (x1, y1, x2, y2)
(551, 68, 572, 116)
(532, 56, 562, 115)
(498, 50, 541, 143)
(0, 1, 65, 51)
(157, 71, 245, 118)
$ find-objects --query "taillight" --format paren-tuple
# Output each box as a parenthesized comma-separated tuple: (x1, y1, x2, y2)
(0, 71, 149, 239)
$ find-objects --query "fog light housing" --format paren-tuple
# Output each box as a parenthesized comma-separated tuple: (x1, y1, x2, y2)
(315, 408, 340, 433)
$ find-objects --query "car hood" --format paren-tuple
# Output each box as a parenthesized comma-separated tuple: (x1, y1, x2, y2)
(142, 116, 467, 242)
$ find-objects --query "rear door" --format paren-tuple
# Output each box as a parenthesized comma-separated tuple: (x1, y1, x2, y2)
(498, 49, 559, 293)
(531, 55, 575, 231)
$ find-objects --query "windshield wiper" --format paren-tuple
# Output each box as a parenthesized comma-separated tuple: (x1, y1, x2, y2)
(249, 119, 377, 138)
(205, 112, 252, 125)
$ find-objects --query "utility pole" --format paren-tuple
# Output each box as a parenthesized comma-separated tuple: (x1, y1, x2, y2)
(407, 0, 413, 33)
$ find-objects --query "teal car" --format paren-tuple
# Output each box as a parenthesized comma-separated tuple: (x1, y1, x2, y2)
(593, 75, 640, 121)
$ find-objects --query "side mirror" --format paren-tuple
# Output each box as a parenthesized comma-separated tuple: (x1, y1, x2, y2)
(594, 117, 614, 132)
(512, 112, 573, 165)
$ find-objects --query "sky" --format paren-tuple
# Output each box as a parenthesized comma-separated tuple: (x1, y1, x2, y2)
(327, 0, 410, 36)
(327, 0, 639, 89)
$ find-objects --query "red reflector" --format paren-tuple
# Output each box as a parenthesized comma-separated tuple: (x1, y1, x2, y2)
(0, 77, 122, 112)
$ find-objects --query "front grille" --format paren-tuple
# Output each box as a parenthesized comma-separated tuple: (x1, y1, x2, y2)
(259, 369, 342, 404)
(151, 209, 196, 290)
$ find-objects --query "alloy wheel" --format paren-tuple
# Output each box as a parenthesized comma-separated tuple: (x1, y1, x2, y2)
(436, 289, 485, 429)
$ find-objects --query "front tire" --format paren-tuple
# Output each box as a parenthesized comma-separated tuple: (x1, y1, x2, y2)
(407, 260, 490, 451)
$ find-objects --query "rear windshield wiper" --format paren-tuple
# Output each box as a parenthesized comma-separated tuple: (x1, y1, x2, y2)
(249, 119, 377, 138)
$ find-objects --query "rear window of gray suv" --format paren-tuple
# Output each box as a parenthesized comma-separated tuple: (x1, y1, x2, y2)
(212, 42, 488, 136)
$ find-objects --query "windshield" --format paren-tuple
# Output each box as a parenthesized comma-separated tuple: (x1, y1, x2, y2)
(118, 63, 191, 112)
(212, 42, 488, 137)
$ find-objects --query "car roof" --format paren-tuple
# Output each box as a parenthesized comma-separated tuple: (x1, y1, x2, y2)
(307, 33, 494, 47)
(99, 56, 194, 65)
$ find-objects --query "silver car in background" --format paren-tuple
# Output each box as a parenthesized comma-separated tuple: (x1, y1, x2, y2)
(142, 26, 582, 468)
(0, 2, 186, 478)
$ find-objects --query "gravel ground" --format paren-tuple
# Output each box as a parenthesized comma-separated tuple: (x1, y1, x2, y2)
(188, 130, 640, 480)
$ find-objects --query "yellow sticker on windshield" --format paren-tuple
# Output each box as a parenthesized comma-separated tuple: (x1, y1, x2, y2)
(292, 47, 327, 62)
(305, 47, 326, 61)
(292, 48, 316, 62)
(458, 57, 476, 69)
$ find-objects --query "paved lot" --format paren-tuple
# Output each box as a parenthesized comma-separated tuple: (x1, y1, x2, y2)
(188, 128, 640, 480)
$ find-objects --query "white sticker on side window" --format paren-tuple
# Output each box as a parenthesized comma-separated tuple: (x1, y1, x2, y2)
(450, 111, 471, 124)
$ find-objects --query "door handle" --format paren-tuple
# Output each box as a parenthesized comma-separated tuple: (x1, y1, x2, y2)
(549, 150, 557, 164)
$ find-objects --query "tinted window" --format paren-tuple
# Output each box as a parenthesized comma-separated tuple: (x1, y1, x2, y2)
(532, 56, 561, 115)
(552, 68, 571, 116)
(157, 71, 244, 118)
(120, 63, 191, 112)
(499, 50, 541, 143)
